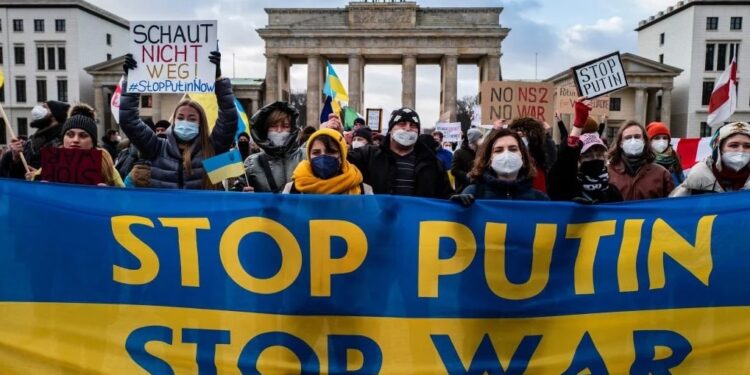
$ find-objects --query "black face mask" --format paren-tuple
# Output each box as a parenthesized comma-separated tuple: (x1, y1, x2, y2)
(238, 141, 250, 158)
(578, 159, 609, 193)
(30, 117, 53, 129)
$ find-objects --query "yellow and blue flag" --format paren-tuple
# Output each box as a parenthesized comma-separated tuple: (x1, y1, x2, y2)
(323, 61, 348, 103)
(234, 98, 249, 139)
(202, 148, 245, 184)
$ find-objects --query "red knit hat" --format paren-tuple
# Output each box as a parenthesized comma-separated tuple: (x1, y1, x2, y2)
(647, 122, 670, 139)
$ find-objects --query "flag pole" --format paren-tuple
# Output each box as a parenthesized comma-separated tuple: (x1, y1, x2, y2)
(0, 101, 31, 174)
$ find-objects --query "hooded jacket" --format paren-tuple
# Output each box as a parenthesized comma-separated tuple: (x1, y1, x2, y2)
(118, 78, 238, 189)
(244, 102, 305, 193)
(670, 158, 750, 197)
(347, 135, 453, 198)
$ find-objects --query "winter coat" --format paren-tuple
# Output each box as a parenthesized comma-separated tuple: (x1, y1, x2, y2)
(115, 142, 140, 178)
(608, 160, 674, 201)
(547, 144, 623, 204)
(462, 172, 549, 201)
(0, 124, 63, 179)
(670, 158, 750, 197)
(119, 78, 238, 189)
(244, 102, 304, 193)
(451, 144, 476, 194)
(101, 138, 119, 160)
(348, 137, 453, 198)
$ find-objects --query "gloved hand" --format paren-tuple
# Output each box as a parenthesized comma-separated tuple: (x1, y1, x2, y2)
(450, 194, 475, 207)
(130, 162, 151, 187)
(123, 53, 137, 75)
(572, 97, 592, 129)
(209, 51, 221, 78)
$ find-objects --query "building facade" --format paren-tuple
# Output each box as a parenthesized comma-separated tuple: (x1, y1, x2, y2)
(546, 53, 682, 143)
(0, 0, 129, 145)
(637, 0, 750, 137)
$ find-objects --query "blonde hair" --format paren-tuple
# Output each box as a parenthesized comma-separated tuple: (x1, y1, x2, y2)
(99, 147, 116, 186)
(267, 110, 291, 128)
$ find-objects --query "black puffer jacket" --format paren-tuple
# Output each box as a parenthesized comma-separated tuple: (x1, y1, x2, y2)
(348, 136, 453, 198)
(0, 125, 63, 179)
(119, 78, 238, 189)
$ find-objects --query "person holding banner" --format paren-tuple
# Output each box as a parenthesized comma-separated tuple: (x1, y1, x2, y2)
(119, 52, 238, 190)
(1, 100, 70, 179)
(547, 100, 622, 204)
(647, 122, 685, 186)
(25, 104, 124, 187)
(244, 101, 304, 193)
(348, 107, 452, 198)
(282, 128, 372, 194)
(608, 120, 674, 200)
(671, 122, 750, 196)
(450, 128, 548, 205)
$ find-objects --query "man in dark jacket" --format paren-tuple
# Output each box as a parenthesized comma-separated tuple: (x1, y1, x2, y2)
(0, 100, 69, 179)
(451, 127, 481, 193)
(101, 129, 121, 159)
(348, 107, 452, 198)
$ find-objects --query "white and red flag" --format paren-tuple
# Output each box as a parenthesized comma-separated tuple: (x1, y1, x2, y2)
(707, 57, 738, 128)
(110, 75, 124, 125)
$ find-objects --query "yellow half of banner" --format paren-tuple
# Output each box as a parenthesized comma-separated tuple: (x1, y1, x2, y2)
(1, 303, 749, 374)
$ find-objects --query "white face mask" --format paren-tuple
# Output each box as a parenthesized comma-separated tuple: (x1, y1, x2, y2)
(722, 152, 750, 171)
(652, 139, 669, 154)
(31, 105, 49, 120)
(392, 129, 418, 147)
(622, 138, 645, 156)
(491, 151, 523, 175)
(268, 131, 290, 147)
(352, 140, 366, 149)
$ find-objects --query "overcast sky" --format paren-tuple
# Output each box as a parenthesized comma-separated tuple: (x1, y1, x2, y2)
(87, 0, 677, 125)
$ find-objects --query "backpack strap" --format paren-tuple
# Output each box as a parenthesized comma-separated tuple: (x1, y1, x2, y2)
(258, 153, 280, 193)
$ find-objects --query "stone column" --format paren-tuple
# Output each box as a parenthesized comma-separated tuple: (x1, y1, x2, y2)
(348, 54, 363, 112)
(93, 83, 105, 132)
(661, 87, 672, 128)
(486, 54, 500, 83)
(250, 93, 260, 115)
(402, 55, 416, 109)
(264, 54, 279, 104)
(307, 55, 322, 127)
(440, 54, 458, 122)
(152, 93, 162, 122)
(646, 88, 658, 123)
(634, 88, 647, 125)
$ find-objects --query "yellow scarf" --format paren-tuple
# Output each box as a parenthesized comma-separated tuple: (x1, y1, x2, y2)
(292, 160, 363, 195)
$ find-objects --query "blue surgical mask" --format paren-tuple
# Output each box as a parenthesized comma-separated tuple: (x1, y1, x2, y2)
(173, 120, 199, 141)
(311, 155, 341, 179)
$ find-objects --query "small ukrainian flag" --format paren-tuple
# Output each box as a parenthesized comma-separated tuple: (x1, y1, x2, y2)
(203, 148, 245, 184)
(234, 98, 250, 138)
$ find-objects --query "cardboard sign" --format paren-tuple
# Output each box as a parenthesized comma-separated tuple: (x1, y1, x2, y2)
(434, 122, 462, 143)
(41, 148, 103, 185)
(128, 20, 218, 93)
(572, 52, 628, 99)
(480, 81, 555, 124)
(555, 84, 610, 117)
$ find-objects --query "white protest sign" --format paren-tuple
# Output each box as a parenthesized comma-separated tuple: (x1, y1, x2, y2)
(128, 20, 217, 93)
(572, 52, 628, 99)
(435, 122, 462, 143)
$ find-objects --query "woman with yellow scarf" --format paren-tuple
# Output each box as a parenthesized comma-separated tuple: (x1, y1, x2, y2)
(283, 128, 373, 195)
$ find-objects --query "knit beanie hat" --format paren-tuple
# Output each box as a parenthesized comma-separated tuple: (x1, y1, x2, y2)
(61, 104, 98, 146)
(46, 100, 71, 124)
(388, 107, 420, 132)
(353, 127, 372, 143)
(647, 122, 671, 139)
(466, 128, 483, 144)
(354, 117, 366, 126)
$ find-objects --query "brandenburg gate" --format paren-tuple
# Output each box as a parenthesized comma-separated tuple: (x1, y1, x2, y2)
(257, 0, 509, 124)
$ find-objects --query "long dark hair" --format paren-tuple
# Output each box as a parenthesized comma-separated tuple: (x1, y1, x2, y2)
(508, 117, 547, 170)
(469, 129, 536, 180)
(609, 120, 655, 165)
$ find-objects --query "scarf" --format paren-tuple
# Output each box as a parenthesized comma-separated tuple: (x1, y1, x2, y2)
(655, 147, 681, 174)
(713, 164, 750, 192)
(577, 162, 610, 203)
(622, 154, 646, 176)
(292, 160, 363, 195)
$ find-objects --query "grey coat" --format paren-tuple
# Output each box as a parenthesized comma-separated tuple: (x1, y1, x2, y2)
(119, 78, 238, 189)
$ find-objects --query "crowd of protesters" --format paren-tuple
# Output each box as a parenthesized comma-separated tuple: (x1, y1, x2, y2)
(1, 52, 749, 203)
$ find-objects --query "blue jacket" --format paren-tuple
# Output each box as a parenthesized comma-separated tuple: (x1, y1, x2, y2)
(463, 171, 549, 201)
(119, 78, 238, 189)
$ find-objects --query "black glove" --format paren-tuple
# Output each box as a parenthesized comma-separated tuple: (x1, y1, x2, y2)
(209, 51, 221, 78)
(123, 53, 137, 75)
(450, 194, 475, 207)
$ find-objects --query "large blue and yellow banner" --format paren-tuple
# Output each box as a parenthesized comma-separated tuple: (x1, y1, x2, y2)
(0, 179, 748, 374)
